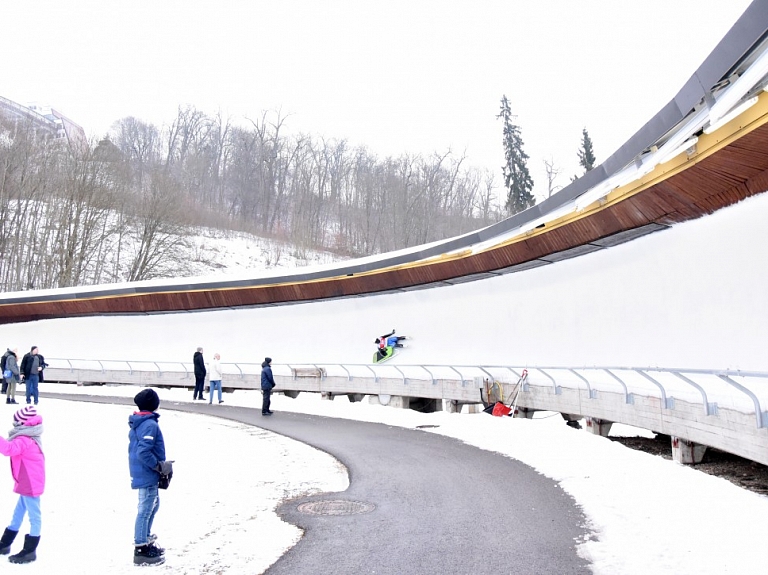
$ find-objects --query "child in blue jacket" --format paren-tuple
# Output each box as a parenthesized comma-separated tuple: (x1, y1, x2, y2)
(128, 389, 172, 566)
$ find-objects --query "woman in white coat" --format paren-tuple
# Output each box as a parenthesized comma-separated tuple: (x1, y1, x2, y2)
(208, 353, 223, 404)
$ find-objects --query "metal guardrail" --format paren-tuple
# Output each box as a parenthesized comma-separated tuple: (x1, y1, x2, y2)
(45, 358, 768, 427)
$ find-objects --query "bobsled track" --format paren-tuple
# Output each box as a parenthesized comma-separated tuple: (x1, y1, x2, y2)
(1, 5, 768, 573)
(3, 5, 768, 571)
(3, 3, 768, 467)
(2, 5, 768, 323)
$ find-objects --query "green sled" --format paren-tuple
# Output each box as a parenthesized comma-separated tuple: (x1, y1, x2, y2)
(373, 346, 395, 364)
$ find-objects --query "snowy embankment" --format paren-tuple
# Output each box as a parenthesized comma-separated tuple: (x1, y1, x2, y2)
(1, 384, 764, 575)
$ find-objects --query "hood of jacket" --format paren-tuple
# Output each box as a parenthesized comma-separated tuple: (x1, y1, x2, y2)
(129, 411, 160, 430)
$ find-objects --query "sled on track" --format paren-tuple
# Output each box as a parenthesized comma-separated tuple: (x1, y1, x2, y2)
(373, 346, 396, 363)
(372, 334, 410, 364)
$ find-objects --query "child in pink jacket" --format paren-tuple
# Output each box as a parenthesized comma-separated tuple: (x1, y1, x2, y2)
(0, 405, 44, 564)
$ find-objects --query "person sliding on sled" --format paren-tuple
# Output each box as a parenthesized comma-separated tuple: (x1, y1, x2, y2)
(374, 330, 407, 361)
(375, 329, 406, 351)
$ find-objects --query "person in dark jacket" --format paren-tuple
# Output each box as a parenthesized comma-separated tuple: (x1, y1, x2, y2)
(192, 348, 206, 401)
(19, 347, 46, 406)
(260, 358, 275, 416)
(129, 389, 171, 566)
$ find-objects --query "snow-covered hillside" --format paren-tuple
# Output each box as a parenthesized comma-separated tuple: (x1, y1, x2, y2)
(181, 226, 346, 277)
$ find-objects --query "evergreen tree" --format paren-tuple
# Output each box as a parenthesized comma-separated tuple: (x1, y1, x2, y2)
(497, 95, 535, 214)
(577, 127, 596, 173)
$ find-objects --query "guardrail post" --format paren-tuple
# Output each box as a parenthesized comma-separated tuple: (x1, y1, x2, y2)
(98, 361, 104, 374)
(537, 368, 561, 395)
(569, 369, 596, 399)
(604, 369, 633, 404)
(340, 365, 352, 382)
(635, 370, 673, 409)
(392, 366, 407, 385)
(365, 365, 378, 383)
(153, 362, 162, 377)
(717, 374, 768, 428)
(66, 359, 73, 373)
(506, 368, 528, 391)
(421, 366, 436, 385)
(233, 363, 243, 378)
(671, 372, 717, 415)
(126, 361, 133, 376)
(449, 366, 465, 386)
(312, 364, 325, 380)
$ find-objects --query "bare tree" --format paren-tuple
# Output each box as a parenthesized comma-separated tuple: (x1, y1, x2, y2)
(544, 157, 563, 198)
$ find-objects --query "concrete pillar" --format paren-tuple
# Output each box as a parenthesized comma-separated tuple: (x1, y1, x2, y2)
(513, 407, 536, 419)
(444, 400, 461, 414)
(585, 417, 613, 436)
(368, 394, 410, 408)
(561, 413, 582, 429)
(347, 393, 365, 403)
(389, 396, 411, 409)
(464, 404, 484, 414)
(671, 436, 707, 464)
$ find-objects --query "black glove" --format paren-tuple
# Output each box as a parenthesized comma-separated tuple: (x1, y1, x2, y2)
(156, 460, 174, 475)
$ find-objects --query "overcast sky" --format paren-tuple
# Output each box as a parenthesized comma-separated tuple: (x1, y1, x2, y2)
(2, 0, 753, 201)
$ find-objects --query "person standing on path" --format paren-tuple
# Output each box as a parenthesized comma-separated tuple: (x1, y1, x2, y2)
(261, 357, 275, 416)
(192, 348, 206, 401)
(129, 389, 171, 567)
(19, 347, 45, 405)
(0, 405, 45, 564)
(1, 349, 11, 395)
(5, 349, 20, 404)
(208, 353, 223, 404)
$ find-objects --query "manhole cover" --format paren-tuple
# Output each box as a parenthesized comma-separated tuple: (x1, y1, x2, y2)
(297, 500, 376, 516)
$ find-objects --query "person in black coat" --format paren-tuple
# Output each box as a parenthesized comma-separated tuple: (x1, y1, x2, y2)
(19, 347, 46, 405)
(260, 357, 275, 416)
(192, 348, 206, 400)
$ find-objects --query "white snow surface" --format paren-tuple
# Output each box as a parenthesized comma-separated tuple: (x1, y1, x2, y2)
(0, 386, 765, 574)
(0, 191, 767, 573)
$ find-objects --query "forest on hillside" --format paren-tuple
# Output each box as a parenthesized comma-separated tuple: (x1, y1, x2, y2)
(0, 107, 504, 291)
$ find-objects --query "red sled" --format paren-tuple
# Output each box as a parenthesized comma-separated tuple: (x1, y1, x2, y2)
(483, 401, 512, 417)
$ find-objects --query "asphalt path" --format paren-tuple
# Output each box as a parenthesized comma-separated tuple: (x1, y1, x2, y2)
(45, 392, 592, 574)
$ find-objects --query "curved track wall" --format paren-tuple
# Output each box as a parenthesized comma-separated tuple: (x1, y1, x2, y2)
(0, 190, 765, 372)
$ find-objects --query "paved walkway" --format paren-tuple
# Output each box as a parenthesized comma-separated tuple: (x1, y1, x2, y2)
(46, 393, 591, 574)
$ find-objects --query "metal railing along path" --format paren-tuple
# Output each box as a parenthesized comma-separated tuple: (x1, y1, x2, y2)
(41, 358, 768, 465)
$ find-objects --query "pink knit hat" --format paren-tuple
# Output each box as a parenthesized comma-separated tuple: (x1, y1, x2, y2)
(14, 405, 37, 424)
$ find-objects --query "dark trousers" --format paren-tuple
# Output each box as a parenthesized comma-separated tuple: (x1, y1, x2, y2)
(193, 375, 205, 399)
(262, 389, 272, 414)
(26, 374, 39, 404)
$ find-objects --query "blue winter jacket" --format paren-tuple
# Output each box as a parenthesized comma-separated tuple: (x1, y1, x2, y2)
(261, 364, 275, 390)
(128, 412, 166, 489)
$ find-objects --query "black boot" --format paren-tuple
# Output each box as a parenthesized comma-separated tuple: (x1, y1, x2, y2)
(0, 528, 17, 555)
(4, 398, 9, 404)
(147, 533, 164, 555)
(8, 534, 39, 564)
(134, 544, 165, 566)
